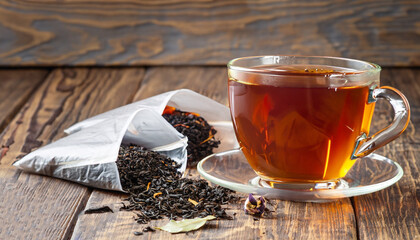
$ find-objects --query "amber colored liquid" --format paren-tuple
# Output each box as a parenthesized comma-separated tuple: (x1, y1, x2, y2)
(228, 65, 375, 181)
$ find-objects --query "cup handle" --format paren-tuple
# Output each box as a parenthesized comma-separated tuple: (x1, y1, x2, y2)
(351, 86, 411, 159)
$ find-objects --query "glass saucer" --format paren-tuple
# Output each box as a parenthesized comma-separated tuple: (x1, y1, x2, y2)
(197, 149, 403, 202)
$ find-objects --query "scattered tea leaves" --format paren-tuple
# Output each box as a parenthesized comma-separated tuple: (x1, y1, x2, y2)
(156, 216, 216, 233)
(117, 144, 181, 195)
(117, 144, 238, 224)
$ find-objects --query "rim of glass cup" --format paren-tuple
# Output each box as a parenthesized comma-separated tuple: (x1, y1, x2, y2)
(227, 55, 381, 76)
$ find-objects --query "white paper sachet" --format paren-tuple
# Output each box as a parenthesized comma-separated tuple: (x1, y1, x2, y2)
(13, 89, 238, 191)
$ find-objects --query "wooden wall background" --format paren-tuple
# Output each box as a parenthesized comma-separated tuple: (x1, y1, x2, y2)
(0, 0, 419, 67)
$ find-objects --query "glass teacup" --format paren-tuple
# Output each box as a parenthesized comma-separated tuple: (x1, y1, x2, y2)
(228, 56, 410, 189)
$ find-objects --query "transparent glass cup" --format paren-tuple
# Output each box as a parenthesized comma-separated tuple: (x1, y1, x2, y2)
(227, 56, 410, 189)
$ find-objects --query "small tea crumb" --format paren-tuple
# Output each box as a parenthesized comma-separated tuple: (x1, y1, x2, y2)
(143, 226, 156, 232)
(84, 206, 113, 214)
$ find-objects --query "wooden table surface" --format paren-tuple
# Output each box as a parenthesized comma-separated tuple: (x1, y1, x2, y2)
(0, 66, 418, 240)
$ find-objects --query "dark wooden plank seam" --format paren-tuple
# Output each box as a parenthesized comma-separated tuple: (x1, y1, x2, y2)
(350, 197, 361, 240)
(63, 188, 93, 240)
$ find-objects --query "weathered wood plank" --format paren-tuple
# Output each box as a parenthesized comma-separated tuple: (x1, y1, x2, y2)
(0, 68, 145, 239)
(353, 68, 420, 240)
(0, 1, 419, 67)
(0, 69, 48, 132)
(0, 165, 91, 239)
(72, 67, 357, 240)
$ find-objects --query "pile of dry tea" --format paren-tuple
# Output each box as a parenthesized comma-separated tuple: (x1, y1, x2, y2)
(162, 106, 220, 166)
(116, 144, 237, 224)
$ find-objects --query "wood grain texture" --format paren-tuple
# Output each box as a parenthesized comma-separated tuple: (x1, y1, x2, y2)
(0, 67, 145, 165)
(0, 165, 91, 239)
(353, 68, 420, 240)
(133, 66, 229, 105)
(0, 0, 419, 67)
(0, 69, 48, 132)
(72, 67, 357, 240)
(0, 67, 145, 239)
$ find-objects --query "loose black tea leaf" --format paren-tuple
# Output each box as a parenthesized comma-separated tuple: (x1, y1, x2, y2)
(116, 144, 238, 225)
(84, 206, 113, 214)
(143, 226, 156, 232)
(162, 106, 220, 166)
